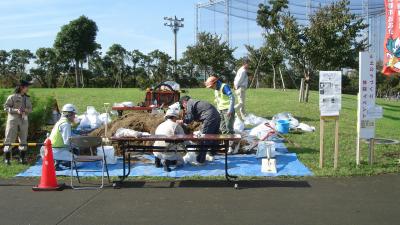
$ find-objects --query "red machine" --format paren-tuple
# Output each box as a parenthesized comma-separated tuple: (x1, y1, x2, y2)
(112, 82, 181, 117)
(144, 83, 180, 108)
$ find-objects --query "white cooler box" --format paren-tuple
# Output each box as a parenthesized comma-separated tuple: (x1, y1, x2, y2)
(96, 146, 117, 164)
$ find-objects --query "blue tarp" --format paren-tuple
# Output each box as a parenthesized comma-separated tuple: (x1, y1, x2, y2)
(17, 142, 312, 177)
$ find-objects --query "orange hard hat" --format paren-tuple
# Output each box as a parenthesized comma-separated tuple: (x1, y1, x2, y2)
(204, 76, 218, 88)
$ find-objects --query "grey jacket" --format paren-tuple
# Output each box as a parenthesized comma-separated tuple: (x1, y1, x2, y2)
(183, 99, 220, 124)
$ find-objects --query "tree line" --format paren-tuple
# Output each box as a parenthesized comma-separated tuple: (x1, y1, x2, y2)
(0, 0, 398, 95)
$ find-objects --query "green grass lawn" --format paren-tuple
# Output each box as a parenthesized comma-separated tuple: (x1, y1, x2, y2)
(1, 88, 399, 178)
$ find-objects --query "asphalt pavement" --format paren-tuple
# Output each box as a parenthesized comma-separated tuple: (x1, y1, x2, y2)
(0, 174, 399, 225)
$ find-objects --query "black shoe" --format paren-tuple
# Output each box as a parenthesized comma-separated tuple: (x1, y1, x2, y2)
(55, 164, 63, 171)
(196, 154, 206, 164)
(19, 151, 27, 165)
(60, 161, 71, 169)
(163, 160, 171, 172)
(4, 152, 11, 165)
(155, 157, 162, 168)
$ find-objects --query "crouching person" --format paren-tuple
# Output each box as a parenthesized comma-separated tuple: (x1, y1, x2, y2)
(41, 104, 79, 171)
(153, 108, 185, 172)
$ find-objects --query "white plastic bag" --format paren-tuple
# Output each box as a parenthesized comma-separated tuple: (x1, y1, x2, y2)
(77, 114, 91, 131)
(244, 114, 268, 126)
(98, 113, 111, 125)
(97, 146, 117, 164)
(256, 141, 276, 158)
(234, 118, 245, 133)
(273, 112, 299, 129)
(85, 106, 102, 129)
(297, 123, 315, 132)
(249, 122, 274, 139)
(115, 128, 142, 138)
(163, 81, 180, 91)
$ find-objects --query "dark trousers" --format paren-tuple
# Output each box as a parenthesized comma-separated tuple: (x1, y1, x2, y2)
(197, 116, 221, 163)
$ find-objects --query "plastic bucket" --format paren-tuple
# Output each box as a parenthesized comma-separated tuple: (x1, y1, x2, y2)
(276, 119, 290, 134)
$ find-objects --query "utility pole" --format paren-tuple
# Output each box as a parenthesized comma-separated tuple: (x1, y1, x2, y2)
(363, 0, 369, 51)
(164, 16, 184, 72)
(225, 0, 230, 46)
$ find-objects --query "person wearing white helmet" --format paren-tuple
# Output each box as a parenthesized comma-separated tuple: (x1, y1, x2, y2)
(41, 103, 80, 170)
(153, 108, 185, 172)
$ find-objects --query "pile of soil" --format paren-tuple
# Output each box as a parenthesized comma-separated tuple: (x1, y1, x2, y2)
(89, 112, 203, 137)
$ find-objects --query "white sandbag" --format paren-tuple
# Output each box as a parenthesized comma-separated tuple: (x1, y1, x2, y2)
(183, 151, 198, 165)
(297, 123, 315, 132)
(234, 118, 245, 133)
(244, 114, 268, 126)
(115, 128, 142, 138)
(122, 101, 134, 107)
(249, 122, 274, 139)
(151, 108, 163, 115)
(97, 146, 117, 164)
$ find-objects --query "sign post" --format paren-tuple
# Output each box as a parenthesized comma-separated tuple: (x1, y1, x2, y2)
(357, 52, 382, 165)
(319, 71, 342, 169)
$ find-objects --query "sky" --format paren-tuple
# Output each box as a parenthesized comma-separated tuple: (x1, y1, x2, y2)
(0, 0, 384, 60)
(0, 0, 261, 59)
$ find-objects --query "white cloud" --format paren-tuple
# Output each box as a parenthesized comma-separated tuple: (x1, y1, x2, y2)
(0, 30, 56, 40)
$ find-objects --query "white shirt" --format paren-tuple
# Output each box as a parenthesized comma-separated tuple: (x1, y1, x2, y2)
(234, 66, 248, 89)
(154, 119, 184, 147)
(59, 122, 72, 146)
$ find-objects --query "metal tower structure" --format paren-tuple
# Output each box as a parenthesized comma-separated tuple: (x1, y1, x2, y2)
(164, 16, 184, 65)
(195, 0, 385, 60)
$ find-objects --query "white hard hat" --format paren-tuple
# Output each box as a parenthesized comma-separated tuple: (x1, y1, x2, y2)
(62, 104, 77, 113)
(165, 108, 179, 119)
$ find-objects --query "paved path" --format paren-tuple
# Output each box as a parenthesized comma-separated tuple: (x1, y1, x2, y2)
(1, 174, 399, 225)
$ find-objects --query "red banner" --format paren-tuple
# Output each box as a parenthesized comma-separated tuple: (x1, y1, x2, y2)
(383, 0, 400, 75)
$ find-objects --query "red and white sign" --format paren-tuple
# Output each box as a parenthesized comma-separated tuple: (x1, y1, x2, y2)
(383, 0, 400, 75)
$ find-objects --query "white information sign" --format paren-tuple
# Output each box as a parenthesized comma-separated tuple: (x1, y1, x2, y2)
(357, 52, 377, 139)
(319, 71, 342, 116)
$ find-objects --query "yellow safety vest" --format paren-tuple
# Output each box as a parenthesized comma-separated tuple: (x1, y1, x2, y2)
(215, 83, 230, 111)
(49, 117, 69, 148)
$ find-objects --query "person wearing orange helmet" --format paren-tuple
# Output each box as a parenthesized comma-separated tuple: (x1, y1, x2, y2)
(204, 75, 236, 154)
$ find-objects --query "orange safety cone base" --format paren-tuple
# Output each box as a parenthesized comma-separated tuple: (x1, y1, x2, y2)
(32, 139, 65, 192)
(32, 183, 65, 191)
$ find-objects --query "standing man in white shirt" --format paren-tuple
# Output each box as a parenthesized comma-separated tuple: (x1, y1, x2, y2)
(234, 58, 249, 120)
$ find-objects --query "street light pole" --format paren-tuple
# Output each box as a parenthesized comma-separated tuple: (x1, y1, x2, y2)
(164, 16, 184, 72)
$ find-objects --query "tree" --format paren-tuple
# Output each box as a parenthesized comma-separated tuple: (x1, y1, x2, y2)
(0, 50, 9, 78)
(31, 48, 63, 87)
(147, 49, 172, 84)
(8, 49, 34, 82)
(54, 15, 99, 87)
(129, 49, 145, 87)
(183, 32, 236, 82)
(256, 0, 288, 89)
(106, 44, 128, 88)
(257, 0, 368, 101)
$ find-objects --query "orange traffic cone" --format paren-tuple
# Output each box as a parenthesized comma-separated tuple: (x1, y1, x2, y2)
(32, 139, 64, 191)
